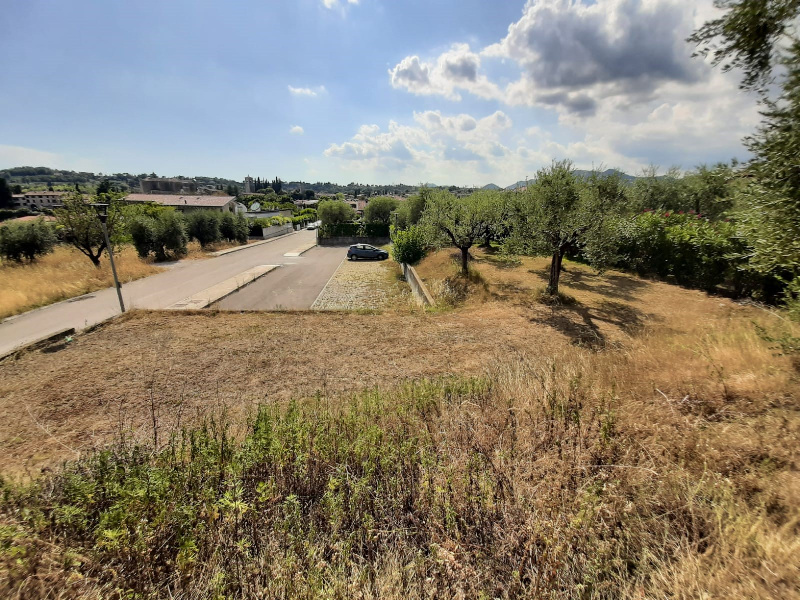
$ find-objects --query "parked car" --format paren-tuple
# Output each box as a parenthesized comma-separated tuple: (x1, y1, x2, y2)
(347, 244, 389, 260)
(306, 223, 316, 230)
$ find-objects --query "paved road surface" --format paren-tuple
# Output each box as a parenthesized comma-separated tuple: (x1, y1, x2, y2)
(218, 247, 344, 310)
(0, 230, 342, 357)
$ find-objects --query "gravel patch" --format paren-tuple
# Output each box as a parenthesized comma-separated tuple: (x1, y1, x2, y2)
(312, 259, 404, 310)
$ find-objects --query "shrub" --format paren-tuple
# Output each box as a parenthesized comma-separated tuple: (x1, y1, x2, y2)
(129, 212, 188, 261)
(391, 224, 427, 265)
(609, 211, 774, 295)
(0, 218, 56, 262)
(318, 199, 355, 225)
(153, 210, 188, 260)
(363, 196, 398, 224)
(129, 216, 157, 259)
(186, 211, 221, 248)
(0, 208, 35, 223)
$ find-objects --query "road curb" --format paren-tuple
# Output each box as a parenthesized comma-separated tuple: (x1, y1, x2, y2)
(213, 231, 299, 257)
(168, 265, 280, 310)
(0, 327, 76, 363)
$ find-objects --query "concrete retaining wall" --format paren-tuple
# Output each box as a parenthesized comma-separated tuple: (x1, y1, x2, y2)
(261, 224, 294, 239)
(402, 263, 435, 306)
(317, 236, 391, 247)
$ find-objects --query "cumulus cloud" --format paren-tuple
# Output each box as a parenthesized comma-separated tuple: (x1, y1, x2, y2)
(290, 125, 304, 135)
(288, 85, 326, 97)
(377, 0, 759, 180)
(389, 0, 718, 115)
(389, 44, 501, 101)
(323, 110, 526, 182)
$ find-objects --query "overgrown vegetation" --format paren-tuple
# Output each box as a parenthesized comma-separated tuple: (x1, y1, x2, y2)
(0, 218, 56, 263)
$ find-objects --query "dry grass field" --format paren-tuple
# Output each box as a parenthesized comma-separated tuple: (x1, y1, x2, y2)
(0, 245, 162, 319)
(0, 249, 798, 598)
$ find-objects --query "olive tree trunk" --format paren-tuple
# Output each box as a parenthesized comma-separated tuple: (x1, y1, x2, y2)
(546, 248, 564, 295)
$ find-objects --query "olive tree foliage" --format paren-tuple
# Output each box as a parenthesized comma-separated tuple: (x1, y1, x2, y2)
(317, 199, 356, 225)
(220, 212, 249, 244)
(511, 162, 627, 296)
(129, 211, 188, 261)
(363, 196, 399, 224)
(186, 211, 221, 248)
(420, 189, 505, 275)
(690, 0, 800, 309)
(0, 218, 56, 262)
(395, 190, 429, 229)
(55, 192, 122, 267)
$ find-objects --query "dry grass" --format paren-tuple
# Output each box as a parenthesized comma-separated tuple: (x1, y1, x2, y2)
(0, 248, 798, 597)
(0, 246, 162, 319)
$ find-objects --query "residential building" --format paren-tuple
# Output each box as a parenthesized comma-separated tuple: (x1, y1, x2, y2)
(12, 191, 66, 209)
(123, 194, 237, 213)
(140, 178, 197, 194)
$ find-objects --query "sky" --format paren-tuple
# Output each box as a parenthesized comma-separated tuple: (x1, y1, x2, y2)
(0, 0, 760, 187)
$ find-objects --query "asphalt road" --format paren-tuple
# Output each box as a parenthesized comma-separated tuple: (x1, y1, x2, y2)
(0, 230, 343, 357)
(218, 247, 344, 310)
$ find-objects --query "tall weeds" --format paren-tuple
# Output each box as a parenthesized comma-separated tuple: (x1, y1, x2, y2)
(2, 360, 795, 599)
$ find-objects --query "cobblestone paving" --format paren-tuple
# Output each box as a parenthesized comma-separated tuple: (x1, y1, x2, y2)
(312, 258, 407, 310)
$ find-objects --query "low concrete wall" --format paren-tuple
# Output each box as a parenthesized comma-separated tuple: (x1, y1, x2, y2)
(317, 236, 391, 247)
(402, 263, 435, 306)
(261, 224, 294, 239)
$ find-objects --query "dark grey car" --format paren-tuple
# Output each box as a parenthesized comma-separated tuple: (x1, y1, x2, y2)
(347, 244, 388, 260)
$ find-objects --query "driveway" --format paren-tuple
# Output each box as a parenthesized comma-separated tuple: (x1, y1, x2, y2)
(217, 246, 344, 310)
(0, 230, 342, 356)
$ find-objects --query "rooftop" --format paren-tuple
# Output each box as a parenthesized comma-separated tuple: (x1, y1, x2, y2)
(124, 194, 235, 207)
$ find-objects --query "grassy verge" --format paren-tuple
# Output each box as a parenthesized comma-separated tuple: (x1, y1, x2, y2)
(1, 362, 797, 599)
(0, 246, 162, 319)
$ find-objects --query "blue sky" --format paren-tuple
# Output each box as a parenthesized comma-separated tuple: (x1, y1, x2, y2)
(0, 0, 759, 186)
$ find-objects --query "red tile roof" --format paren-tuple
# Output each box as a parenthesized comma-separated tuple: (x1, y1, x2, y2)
(124, 194, 235, 207)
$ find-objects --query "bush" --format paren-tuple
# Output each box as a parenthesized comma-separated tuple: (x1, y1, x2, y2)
(363, 196, 398, 224)
(318, 199, 355, 225)
(129, 216, 157, 259)
(0, 218, 56, 262)
(129, 211, 188, 261)
(0, 208, 35, 223)
(153, 211, 189, 260)
(609, 211, 783, 298)
(186, 211, 221, 248)
(220, 212, 248, 244)
(391, 224, 427, 265)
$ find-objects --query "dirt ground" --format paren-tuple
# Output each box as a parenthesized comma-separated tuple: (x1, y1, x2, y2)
(0, 249, 796, 475)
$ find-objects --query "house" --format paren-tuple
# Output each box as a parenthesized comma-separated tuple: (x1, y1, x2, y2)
(12, 191, 67, 209)
(140, 178, 197, 194)
(123, 194, 237, 213)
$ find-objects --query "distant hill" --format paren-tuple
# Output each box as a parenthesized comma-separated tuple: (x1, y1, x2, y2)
(505, 169, 637, 190)
(482, 183, 501, 190)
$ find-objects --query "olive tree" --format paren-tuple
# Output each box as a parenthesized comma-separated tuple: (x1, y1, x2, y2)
(55, 192, 122, 267)
(513, 162, 627, 296)
(317, 199, 355, 225)
(420, 189, 504, 275)
(363, 196, 398, 224)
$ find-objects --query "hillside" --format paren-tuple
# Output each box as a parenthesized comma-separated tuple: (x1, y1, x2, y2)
(0, 251, 797, 598)
(505, 169, 637, 190)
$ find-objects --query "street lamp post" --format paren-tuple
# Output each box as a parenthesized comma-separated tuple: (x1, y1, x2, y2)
(92, 203, 125, 313)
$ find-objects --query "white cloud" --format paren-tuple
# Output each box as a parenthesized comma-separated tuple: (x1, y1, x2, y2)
(288, 85, 327, 97)
(380, 0, 758, 178)
(389, 43, 501, 101)
(290, 125, 304, 135)
(322, 0, 359, 9)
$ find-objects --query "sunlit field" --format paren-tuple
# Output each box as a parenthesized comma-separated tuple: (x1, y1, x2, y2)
(0, 245, 162, 319)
